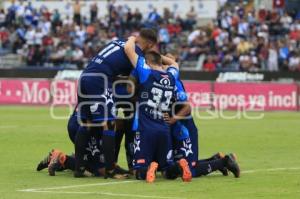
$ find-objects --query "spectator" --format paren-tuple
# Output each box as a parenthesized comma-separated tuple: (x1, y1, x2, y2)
(203, 55, 216, 72)
(268, 43, 279, 71)
(288, 51, 300, 71)
(185, 6, 197, 30)
(0, 9, 6, 27)
(158, 23, 170, 54)
(90, 2, 98, 23)
(73, 0, 83, 25)
(24, 26, 35, 45)
(71, 46, 84, 69)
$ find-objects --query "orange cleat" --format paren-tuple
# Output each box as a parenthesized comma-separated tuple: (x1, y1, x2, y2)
(146, 162, 158, 183)
(48, 149, 66, 176)
(178, 159, 192, 182)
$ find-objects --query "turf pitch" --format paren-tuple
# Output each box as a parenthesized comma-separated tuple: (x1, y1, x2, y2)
(0, 106, 299, 199)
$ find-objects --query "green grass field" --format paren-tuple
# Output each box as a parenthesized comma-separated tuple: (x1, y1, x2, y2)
(0, 106, 300, 199)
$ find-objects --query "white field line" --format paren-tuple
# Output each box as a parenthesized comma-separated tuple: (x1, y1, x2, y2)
(17, 167, 300, 198)
(18, 180, 184, 199)
(0, 125, 19, 129)
(242, 167, 300, 174)
(19, 180, 136, 192)
(21, 190, 184, 199)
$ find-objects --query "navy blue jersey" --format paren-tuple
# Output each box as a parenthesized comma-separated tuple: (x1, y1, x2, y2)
(134, 56, 177, 125)
(83, 40, 144, 77)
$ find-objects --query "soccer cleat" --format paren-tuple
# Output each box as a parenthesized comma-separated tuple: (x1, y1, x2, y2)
(74, 170, 93, 178)
(178, 159, 192, 182)
(48, 149, 66, 176)
(114, 164, 130, 175)
(36, 152, 52, 171)
(211, 152, 228, 176)
(146, 162, 158, 183)
(225, 153, 240, 178)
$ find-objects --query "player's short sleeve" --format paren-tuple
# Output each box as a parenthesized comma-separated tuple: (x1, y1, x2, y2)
(175, 80, 188, 102)
(135, 56, 151, 83)
(167, 66, 179, 80)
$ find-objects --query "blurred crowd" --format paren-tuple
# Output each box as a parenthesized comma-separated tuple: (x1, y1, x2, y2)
(0, 0, 300, 72)
(182, 3, 300, 72)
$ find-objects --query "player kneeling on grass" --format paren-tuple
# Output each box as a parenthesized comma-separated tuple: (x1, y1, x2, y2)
(124, 36, 192, 183)
(161, 53, 240, 178)
(36, 109, 129, 178)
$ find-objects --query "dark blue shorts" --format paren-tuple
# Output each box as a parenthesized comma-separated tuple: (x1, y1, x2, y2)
(77, 74, 116, 123)
(133, 117, 173, 171)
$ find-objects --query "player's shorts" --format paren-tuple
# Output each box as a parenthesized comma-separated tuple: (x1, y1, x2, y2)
(67, 111, 79, 144)
(133, 116, 173, 171)
(77, 74, 116, 123)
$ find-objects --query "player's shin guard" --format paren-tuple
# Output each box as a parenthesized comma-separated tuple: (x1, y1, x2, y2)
(103, 130, 116, 175)
(194, 158, 226, 177)
(74, 126, 89, 176)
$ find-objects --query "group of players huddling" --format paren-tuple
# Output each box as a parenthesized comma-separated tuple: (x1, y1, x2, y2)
(37, 28, 240, 183)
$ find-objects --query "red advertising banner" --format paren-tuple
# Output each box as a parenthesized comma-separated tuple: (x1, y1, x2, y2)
(213, 83, 298, 111)
(0, 79, 51, 105)
(0, 79, 299, 111)
(183, 81, 211, 108)
(0, 79, 77, 105)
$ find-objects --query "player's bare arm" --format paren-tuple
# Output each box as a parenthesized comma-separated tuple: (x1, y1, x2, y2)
(164, 102, 191, 125)
(124, 36, 139, 67)
(161, 54, 179, 69)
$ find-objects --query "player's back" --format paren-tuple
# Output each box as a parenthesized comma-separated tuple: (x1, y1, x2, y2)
(137, 70, 176, 128)
(83, 40, 143, 77)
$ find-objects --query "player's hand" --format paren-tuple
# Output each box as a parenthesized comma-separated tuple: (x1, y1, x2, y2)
(127, 36, 136, 42)
(164, 113, 177, 125)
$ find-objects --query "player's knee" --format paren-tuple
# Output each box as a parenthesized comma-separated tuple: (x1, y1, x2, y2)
(135, 167, 147, 180)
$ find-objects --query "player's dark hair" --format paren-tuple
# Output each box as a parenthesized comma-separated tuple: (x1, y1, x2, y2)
(139, 28, 158, 44)
(145, 51, 162, 65)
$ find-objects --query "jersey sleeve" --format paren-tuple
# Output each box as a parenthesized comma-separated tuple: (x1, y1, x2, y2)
(135, 56, 151, 83)
(167, 66, 187, 102)
(175, 80, 188, 102)
(167, 66, 179, 80)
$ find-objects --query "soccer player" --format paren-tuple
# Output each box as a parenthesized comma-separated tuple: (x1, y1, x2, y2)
(124, 36, 192, 183)
(162, 54, 241, 178)
(74, 28, 157, 178)
(36, 109, 129, 177)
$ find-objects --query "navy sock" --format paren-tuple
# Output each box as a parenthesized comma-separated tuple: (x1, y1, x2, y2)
(103, 130, 116, 171)
(64, 155, 75, 170)
(74, 126, 90, 173)
(194, 159, 226, 177)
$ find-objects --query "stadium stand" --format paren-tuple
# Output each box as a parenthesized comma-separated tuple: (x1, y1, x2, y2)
(0, 0, 299, 73)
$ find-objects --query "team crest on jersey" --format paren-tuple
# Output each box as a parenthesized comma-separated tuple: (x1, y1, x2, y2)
(160, 74, 171, 86)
